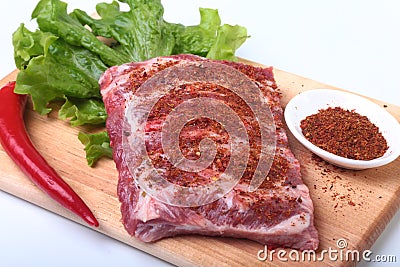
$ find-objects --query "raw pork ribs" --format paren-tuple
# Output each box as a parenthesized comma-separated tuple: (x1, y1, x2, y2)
(100, 54, 318, 250)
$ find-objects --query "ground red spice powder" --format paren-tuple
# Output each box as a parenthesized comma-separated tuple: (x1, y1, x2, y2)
(300, 107, 388, 160)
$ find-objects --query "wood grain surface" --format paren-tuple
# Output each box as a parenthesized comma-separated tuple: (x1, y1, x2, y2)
(0, 60, 399, 266)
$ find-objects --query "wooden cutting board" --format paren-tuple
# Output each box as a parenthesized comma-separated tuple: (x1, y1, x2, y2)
(1, 60, 399, 267)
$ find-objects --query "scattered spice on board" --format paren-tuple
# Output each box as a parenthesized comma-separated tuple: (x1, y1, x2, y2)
(301, 107, 388, 160)
(310, 155, 371, 212)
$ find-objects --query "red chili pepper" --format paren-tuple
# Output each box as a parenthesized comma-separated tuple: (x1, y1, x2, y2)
(0, 81, 99, 227)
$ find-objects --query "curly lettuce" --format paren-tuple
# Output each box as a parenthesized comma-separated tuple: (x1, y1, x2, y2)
(78, 131, 112, 167)
(13, 24, 107, 115)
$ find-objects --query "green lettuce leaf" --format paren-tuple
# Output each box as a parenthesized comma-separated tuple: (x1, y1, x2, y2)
(32, 0, 126, 66)
(59, 97, 107, 126)
(13, 24, 107, 115)
(72, 0, 175, 62)
(171, 8, 221, 57)
(72, 3, 248, 62)
(12, 23, 57, 70)
(207, 24, 248, 61)
(78, 131, 113, 167)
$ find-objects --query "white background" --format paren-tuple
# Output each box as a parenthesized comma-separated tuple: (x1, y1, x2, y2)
(0, 0, 399, 266)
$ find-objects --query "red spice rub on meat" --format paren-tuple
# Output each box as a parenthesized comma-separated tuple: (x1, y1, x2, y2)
(100, 54, 319, 250)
